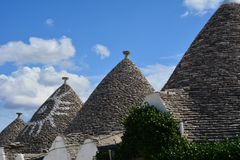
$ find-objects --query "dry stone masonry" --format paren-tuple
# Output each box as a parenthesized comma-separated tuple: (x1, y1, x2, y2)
(66, 53, 154, 136)
(16, 83, 83, 153)
(0, 113, 26, 147)
(161, 3, 240, 142)
(2, 2, 240, 158)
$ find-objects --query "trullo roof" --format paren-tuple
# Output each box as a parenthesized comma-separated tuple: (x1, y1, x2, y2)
(17, 81, 83, 153)
(0, 113, 26, 147)
(161, 2, 240, 142)
(66, 52, 154, 136)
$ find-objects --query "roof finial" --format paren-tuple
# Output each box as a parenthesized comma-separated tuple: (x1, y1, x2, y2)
(62, 77, 69, 85)
(16, 112, 23, 118)
(123, 51, 130, 59)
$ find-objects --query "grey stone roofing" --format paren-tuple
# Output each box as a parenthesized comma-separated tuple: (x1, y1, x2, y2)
(66, 54, 154, 136)
(0, 114, 26, 147)
(16, 84, 83, 153)
(161, 3, 240, 142)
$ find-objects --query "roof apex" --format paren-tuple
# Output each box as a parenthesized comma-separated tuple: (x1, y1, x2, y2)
(16, 83, 83, 153)
(16, 112, 23, 118)
(123, 50, 130, 59)
(162, 2, 240, 142)
(0, 115, 26, 146)
(66, 53, 154, 135)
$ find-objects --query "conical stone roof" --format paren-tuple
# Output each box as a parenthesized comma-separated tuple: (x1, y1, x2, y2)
(0, 113, 26, 147)
(66, 52, 154, 136)
(17, 82, 83, 153)
(161, 2, 240, 142)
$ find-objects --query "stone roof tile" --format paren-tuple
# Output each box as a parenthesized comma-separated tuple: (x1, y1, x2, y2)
(0, 114, 26, 147)
(161, 3, 240, 142)
(16, 83, 83, 153)
(66, 53, 154, 136)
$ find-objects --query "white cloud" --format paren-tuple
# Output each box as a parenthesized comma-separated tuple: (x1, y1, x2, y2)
(142, 64, 176, 91)
(93, 44, 110, 59)
(0, 66, 93, 109)
(183, 0, 222, 15)
(0, 36, 75, 66)
(223, 0, 240, 3)
(182, 0, 240, 16)
(159, 54, 183, 60)
(181, 11, 190, 17)
(46, 18, 54, 26)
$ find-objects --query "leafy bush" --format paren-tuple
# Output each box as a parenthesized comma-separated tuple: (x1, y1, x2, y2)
(115, 103, 240, 160)
(115, 103, 187, 160)
(154, 136, 240, 160)
(96, 151, 110, 160)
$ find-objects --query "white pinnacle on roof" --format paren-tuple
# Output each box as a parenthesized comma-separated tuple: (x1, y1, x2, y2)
(0, 147, 6, 160)
(43, 136, 70, 160)
(76, 139, 98, 160)
(15, 154, 25, 160)
(223, 0, 240, 4)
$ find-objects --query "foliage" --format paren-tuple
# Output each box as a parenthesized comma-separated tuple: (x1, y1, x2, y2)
(96, 151, 110, 160)
(114, 103, 240, 160)
(115, 103, 187, 160)
(154, 136, 240, 160)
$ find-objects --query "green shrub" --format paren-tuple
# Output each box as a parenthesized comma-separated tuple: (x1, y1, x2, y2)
(153, 136, 240, 160)
(96, 151, 110, 160)
(115, 103, 187, 160)
(115, 103, 240, 160)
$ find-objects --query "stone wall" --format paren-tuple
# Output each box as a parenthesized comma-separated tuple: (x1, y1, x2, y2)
(16, 84, 83, 153)
(0, 117, 26, 147)
(66, 58, 154, 136)
(162, 3, 240, 142)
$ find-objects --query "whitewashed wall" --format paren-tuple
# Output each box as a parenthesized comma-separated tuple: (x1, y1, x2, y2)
(15, 154, 24, 160)
(76, 139, 98, 160)
(144, 92, 167, 112)
(0, 147, 6, 160)
(43, 136, 70, 160)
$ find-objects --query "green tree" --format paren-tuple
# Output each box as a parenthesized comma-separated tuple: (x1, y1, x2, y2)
(115, 103, 187, 160)
(111, 103, 240, 160)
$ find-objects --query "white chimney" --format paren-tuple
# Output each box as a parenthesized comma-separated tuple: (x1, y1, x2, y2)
(179, 122, 184, 136)
(0, 147, 6, 160)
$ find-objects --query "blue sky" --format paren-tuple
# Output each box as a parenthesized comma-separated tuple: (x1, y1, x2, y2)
(0, 0, 226, 131)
